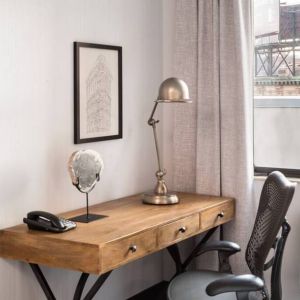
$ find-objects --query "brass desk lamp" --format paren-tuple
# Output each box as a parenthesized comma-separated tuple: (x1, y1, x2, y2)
(142, 77, 191, 205)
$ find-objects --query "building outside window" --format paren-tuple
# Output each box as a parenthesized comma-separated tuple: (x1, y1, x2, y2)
(254, 0, 300, 176)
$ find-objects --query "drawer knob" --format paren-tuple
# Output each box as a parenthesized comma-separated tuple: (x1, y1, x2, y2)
(129, 245, 137, 253)
(218, 211, 224, 218)
(179, 226, 186, 233)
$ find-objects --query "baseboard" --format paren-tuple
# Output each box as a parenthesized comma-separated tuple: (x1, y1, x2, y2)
(127, 281, 169, 300)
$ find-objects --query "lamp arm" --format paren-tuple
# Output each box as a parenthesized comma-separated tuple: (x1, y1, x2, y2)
(147, 102, 164, 176)
(148, 102, 159, 125)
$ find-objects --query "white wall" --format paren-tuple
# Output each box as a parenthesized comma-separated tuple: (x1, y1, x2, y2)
(0, 0, 165, 299)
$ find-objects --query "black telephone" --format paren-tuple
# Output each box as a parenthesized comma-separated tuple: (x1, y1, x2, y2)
(23, 211, 77, 233)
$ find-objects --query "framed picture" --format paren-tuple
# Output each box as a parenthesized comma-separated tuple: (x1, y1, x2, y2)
(74, 42, 122, 143)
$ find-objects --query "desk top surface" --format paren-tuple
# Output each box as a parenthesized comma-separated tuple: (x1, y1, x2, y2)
(1, 192, 232, 245)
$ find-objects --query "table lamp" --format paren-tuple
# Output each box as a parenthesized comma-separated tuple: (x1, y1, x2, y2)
(142, 77, 191, 205)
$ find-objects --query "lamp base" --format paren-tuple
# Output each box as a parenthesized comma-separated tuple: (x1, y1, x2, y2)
(142, 192, 179, 205)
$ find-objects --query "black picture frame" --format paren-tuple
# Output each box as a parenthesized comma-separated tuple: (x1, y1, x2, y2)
(74, 42, 122, 144)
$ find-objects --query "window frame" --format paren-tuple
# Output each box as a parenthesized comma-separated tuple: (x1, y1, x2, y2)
(254, 166, 300, 178)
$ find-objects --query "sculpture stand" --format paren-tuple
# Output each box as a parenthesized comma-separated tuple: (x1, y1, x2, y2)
(70, 193, 107, 223)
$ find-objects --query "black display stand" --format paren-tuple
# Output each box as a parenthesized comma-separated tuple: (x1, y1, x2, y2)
(69, 192, 107, 223)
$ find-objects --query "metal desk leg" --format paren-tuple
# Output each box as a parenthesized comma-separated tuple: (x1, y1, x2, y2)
(167, 244, 183, 275)
(182, 226, 218, 270)
(29, 264, 56, 300)
(30, 263, 111, 300)
(82, 271, 111, 300)
(166, 227, 219, 276)
(73, 273, 89, 300)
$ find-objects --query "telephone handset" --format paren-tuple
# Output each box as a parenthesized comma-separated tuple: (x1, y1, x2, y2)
(23, 211, 77, 233)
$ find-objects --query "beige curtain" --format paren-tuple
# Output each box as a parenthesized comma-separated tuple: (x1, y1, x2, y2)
(173, 0, 255, 273)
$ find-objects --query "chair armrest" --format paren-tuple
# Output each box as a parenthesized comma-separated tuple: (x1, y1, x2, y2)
(196, 241, 241, 256)
(206, 274, 264, 296)
(196, 241, 241, 273)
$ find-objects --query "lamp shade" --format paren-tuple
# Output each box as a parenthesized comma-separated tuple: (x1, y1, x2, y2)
(156, 77, 191, 103)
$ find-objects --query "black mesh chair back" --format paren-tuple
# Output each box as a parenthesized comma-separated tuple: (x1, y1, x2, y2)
(245, 171, 295, 280)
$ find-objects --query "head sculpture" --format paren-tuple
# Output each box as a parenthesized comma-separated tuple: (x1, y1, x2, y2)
(68, 149, 104, 194)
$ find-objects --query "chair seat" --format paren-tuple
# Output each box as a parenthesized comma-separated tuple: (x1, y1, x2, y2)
(167, 270, 236, 300)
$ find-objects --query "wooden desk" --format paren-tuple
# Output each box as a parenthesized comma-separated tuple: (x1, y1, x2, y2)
(0, 192, 234, 299)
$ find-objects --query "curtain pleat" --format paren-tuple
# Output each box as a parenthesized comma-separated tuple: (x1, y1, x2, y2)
(196, 0, 221, 196)
(219, 0, 255, 273)
(173, 0, 198, 192)
(172, 0, 254, 273)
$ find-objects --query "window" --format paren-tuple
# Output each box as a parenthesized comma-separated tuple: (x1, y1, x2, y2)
(254, 0, 300, 177)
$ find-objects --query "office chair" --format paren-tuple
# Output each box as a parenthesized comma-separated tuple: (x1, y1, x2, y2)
(167, 171, 296, 300)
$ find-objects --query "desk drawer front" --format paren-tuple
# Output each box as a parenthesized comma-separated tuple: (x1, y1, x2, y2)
(101, 229, 156, 271)
(158, 214, 199, 247)
(201, 202, 234, 230)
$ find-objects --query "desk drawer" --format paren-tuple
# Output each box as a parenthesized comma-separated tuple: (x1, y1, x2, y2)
(101, 229, 156, 271)
(158, 214, 199, 247)
(201, 202, 234, 230)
